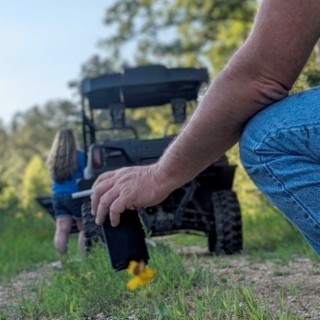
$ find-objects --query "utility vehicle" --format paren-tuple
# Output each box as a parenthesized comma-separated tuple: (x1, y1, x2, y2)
(77, 64, 242, 255)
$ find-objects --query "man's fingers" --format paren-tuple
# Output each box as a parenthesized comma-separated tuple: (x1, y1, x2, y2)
(95, 190, 119, 225)
(92, 171, 116, 189)
(91, 166, 154, 226)
(91, 181, 114, 215)
(109, 198, 127, 227)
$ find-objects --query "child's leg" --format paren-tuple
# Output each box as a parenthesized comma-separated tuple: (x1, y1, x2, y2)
(54, 217, 73, 254)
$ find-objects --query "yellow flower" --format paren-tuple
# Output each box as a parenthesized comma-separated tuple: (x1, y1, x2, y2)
(127, 260, 142, 276)
(127, 276, 142, 291)
(126, 260, 156, 291)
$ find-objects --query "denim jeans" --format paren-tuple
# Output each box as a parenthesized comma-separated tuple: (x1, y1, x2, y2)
(52, 193, 82, 220)
(240, 86, 320, 255)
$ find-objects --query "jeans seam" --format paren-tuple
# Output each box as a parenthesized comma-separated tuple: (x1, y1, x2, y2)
(254, 146, 319, 228)
(256, 123, 320, 147)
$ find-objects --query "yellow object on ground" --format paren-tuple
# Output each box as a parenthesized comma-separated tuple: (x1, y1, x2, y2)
(127, 260, 156, 291)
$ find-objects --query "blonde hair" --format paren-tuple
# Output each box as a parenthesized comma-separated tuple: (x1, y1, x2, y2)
(47, 128, 77, 182)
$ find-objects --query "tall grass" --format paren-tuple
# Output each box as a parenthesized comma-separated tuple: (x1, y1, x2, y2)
(0, 209, 56, 283)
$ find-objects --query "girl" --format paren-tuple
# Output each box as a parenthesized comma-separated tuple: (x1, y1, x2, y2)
(47, 128, 86, 256)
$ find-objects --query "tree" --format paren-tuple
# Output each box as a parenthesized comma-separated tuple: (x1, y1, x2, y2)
(21, 155, 51, 211)
(6, 100, 81, 185)
(74, 1, 258, 141)
(81, 0, 256, 76)
(10, 99, 80, 160)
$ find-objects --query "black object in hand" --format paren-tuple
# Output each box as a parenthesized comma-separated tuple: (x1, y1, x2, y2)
(100, 210, 149, 271)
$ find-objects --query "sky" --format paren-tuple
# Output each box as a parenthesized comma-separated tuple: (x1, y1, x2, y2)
(0, 1, 115, 125)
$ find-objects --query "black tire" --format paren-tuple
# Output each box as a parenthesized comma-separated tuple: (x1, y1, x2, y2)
(209, 190, 242, 255)
(81, 201, 102, 253)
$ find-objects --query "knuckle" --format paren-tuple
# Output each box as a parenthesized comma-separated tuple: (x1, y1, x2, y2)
(121, 186, 133, 198)
(92, 188, 101, 198)
(100, 199, 110, 209)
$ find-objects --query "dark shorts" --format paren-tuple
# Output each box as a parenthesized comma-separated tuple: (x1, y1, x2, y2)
(52, 193, 82, 220)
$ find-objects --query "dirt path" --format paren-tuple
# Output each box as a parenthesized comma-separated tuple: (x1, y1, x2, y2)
(0, 262, 55, 316)
(1, 252, 320, 319)
(179, 246, 320, 319)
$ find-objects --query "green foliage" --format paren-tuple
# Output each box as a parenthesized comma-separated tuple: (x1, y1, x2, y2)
(292, 51, 320, 93)
(226, 144, 261, 213)
(127, 104, 188, 139)
(0, 186, 20, 212)
(21, 155, 51, 210)
(10, 100, 80, 162)
(0, 123, 9, 158)
(0, 210, 56, 283)
(0, 99, 82, 207)
(80, 0, 256, 76)
(0, 166, 20, 212)
(206, 18, 252, 74)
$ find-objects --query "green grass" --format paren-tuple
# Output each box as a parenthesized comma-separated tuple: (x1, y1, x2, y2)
(0, 209, 81, 283)
(0, 211, 56, 283)
(243, 205, 319, 262)
(166, 204, 318, 263)
(10, 243, 305, 320)
(0, 202, 319, 319)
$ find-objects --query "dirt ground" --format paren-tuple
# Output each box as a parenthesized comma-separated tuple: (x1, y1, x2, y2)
(179, 246, 320, 320)
(1, 250, 320, 319)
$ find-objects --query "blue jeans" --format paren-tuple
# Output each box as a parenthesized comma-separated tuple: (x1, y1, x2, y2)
(52, 193, 82, 220)
(240, 86, 320, 255)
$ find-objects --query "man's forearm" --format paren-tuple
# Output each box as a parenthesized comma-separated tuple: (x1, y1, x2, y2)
(155, 0, 320, 191)
(156, 65, 285, 190)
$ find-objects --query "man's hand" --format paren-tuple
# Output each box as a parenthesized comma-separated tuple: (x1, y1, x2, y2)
(90, 164, 174, 227)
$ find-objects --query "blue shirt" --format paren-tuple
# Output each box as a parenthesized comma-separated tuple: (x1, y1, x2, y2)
(52, 150, 86, 194)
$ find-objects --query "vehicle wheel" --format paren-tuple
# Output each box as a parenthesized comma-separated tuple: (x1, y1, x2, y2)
(81, 201, 102, 253)
(209, 190, 242, 255)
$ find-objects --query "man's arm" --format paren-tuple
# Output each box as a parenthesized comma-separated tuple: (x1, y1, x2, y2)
(157, 0, 320, 189)
(92, 0, 320, 226)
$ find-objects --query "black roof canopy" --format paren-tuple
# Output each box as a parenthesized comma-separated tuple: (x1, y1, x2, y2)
(81, 65, 209, 109)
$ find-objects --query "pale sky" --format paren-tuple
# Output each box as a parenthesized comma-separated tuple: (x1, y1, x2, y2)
(0, 1, 115, 126)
